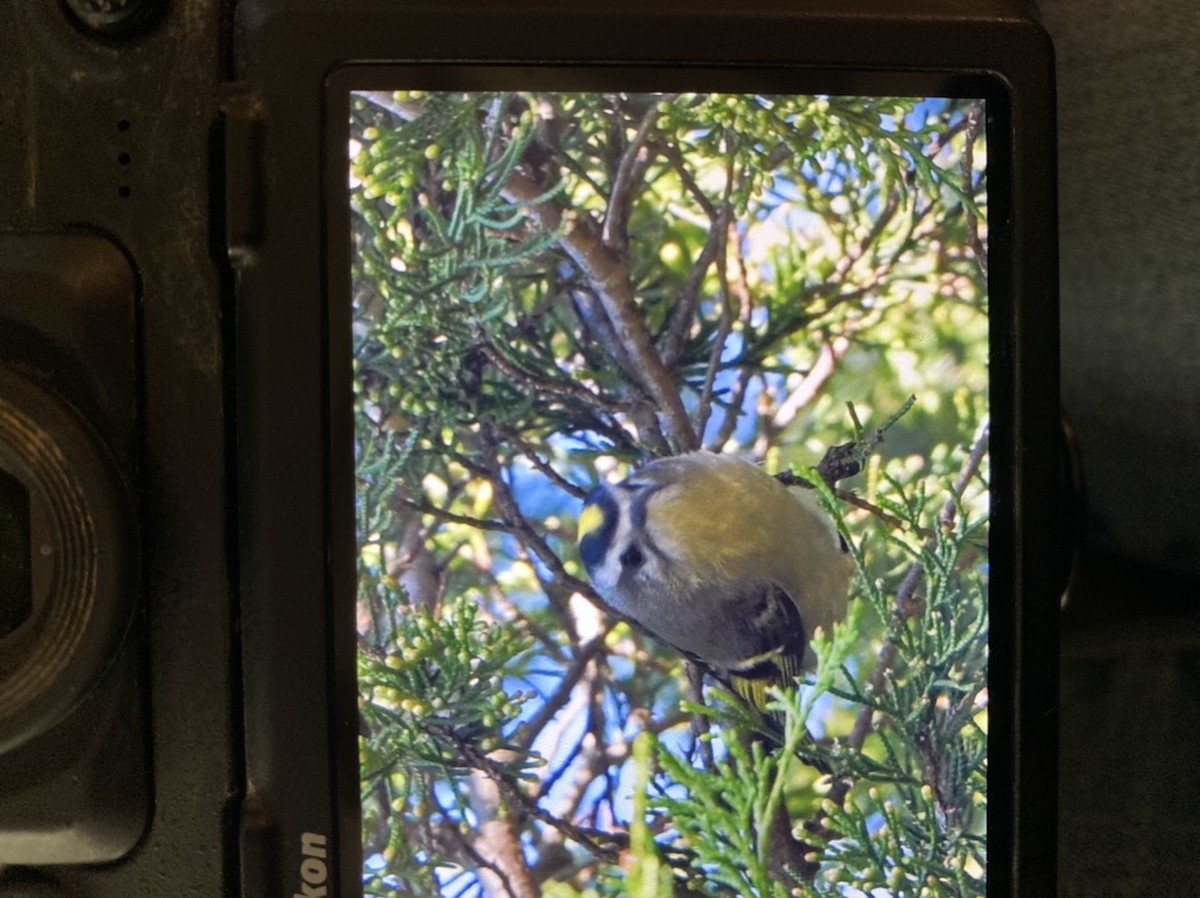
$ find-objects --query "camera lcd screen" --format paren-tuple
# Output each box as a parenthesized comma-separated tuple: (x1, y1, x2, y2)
(339, 77, 992, 896)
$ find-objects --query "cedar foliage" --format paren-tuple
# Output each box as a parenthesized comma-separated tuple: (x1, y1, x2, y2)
(351, 89, 989, 897)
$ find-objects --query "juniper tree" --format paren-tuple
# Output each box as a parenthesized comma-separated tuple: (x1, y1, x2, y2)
(350, 88, 989, 897)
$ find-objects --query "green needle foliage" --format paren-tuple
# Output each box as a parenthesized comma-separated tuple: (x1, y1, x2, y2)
(359, 594, 536, 780)
(349, 87, 991, 897)
(359, 594, 538, 895)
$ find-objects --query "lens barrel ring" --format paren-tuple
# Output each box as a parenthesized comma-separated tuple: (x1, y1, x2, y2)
(0, 366, 134, 754)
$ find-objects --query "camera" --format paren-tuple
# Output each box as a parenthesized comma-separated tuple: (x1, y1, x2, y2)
(1, 1, 1059, 895)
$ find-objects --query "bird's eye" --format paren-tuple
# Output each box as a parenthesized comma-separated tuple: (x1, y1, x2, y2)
(619, 545, 645, 570)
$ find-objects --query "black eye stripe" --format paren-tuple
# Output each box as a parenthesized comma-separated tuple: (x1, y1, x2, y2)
(624, 480, 661, 528)
(580, 477, 667, 577)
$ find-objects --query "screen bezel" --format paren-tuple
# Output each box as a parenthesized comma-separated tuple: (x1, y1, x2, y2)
(232, 5, 1057, 896)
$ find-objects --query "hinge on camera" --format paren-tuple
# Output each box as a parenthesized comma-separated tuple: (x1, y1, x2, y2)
(220, 85, 265, 269)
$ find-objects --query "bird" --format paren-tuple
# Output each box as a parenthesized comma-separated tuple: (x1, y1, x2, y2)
(577, 451, 852, 716)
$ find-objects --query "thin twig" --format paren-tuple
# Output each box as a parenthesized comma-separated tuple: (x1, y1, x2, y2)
(687, 662, 717, 771)
(434, 788, 530, 898)
(831, 189, 902, 284)
(706, 368, 754, 454)
(516, 636, 609, 751)
(660, 204, 728, 368)
(502, 427, 592, 500)
(603, 96, 673, 248)
(570, 285, 642, 382)
(501, 171, 699, 451)
(477, 339, 631, 413)
(695, 204, 738, 440)
(395, 496, 514, 533)
(447, 728, 627, 859)
(834, 489, 936, 539)
(961, 103, 988, 281)
(759, 334, 852, 449)
(658, 139, 719, 220)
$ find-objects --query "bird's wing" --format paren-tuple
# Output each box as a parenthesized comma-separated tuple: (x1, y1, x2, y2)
(722, 581, 808, 713)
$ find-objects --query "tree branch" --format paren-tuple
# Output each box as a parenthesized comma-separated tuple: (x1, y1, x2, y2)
(450, 728, 627, 860)
(754, 333, 851, 455)
(658, 142, 729, 369)
(476, 337, 632, 415)
(961, 103, 988, 281)
(603, 97, 672, 249)
(502, 171, 699, 451)
(468, 769, 541, 898)
(516, 636, 608, 751)
(695, 215, 738, 441)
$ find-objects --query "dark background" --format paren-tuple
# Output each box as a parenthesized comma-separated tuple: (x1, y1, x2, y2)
(1042, 0, 1200, 892)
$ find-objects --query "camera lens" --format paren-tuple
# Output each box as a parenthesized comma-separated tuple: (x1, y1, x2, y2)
(0, 366, 134, 755)
(0, 470, 32, 640)
(61, 0, 168, 39)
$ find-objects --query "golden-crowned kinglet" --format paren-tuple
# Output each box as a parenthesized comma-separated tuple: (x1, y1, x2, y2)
(578, 451, 852, 713)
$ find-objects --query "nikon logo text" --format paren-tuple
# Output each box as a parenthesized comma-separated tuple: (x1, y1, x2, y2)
(294, 832, 329, 898)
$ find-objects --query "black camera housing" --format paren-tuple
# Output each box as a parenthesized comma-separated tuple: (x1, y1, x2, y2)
(0, 1, 1058, 895)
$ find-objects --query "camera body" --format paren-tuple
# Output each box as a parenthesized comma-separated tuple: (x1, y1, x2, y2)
(0, 1, 1059, 895)
(1, 2, 237, 893)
